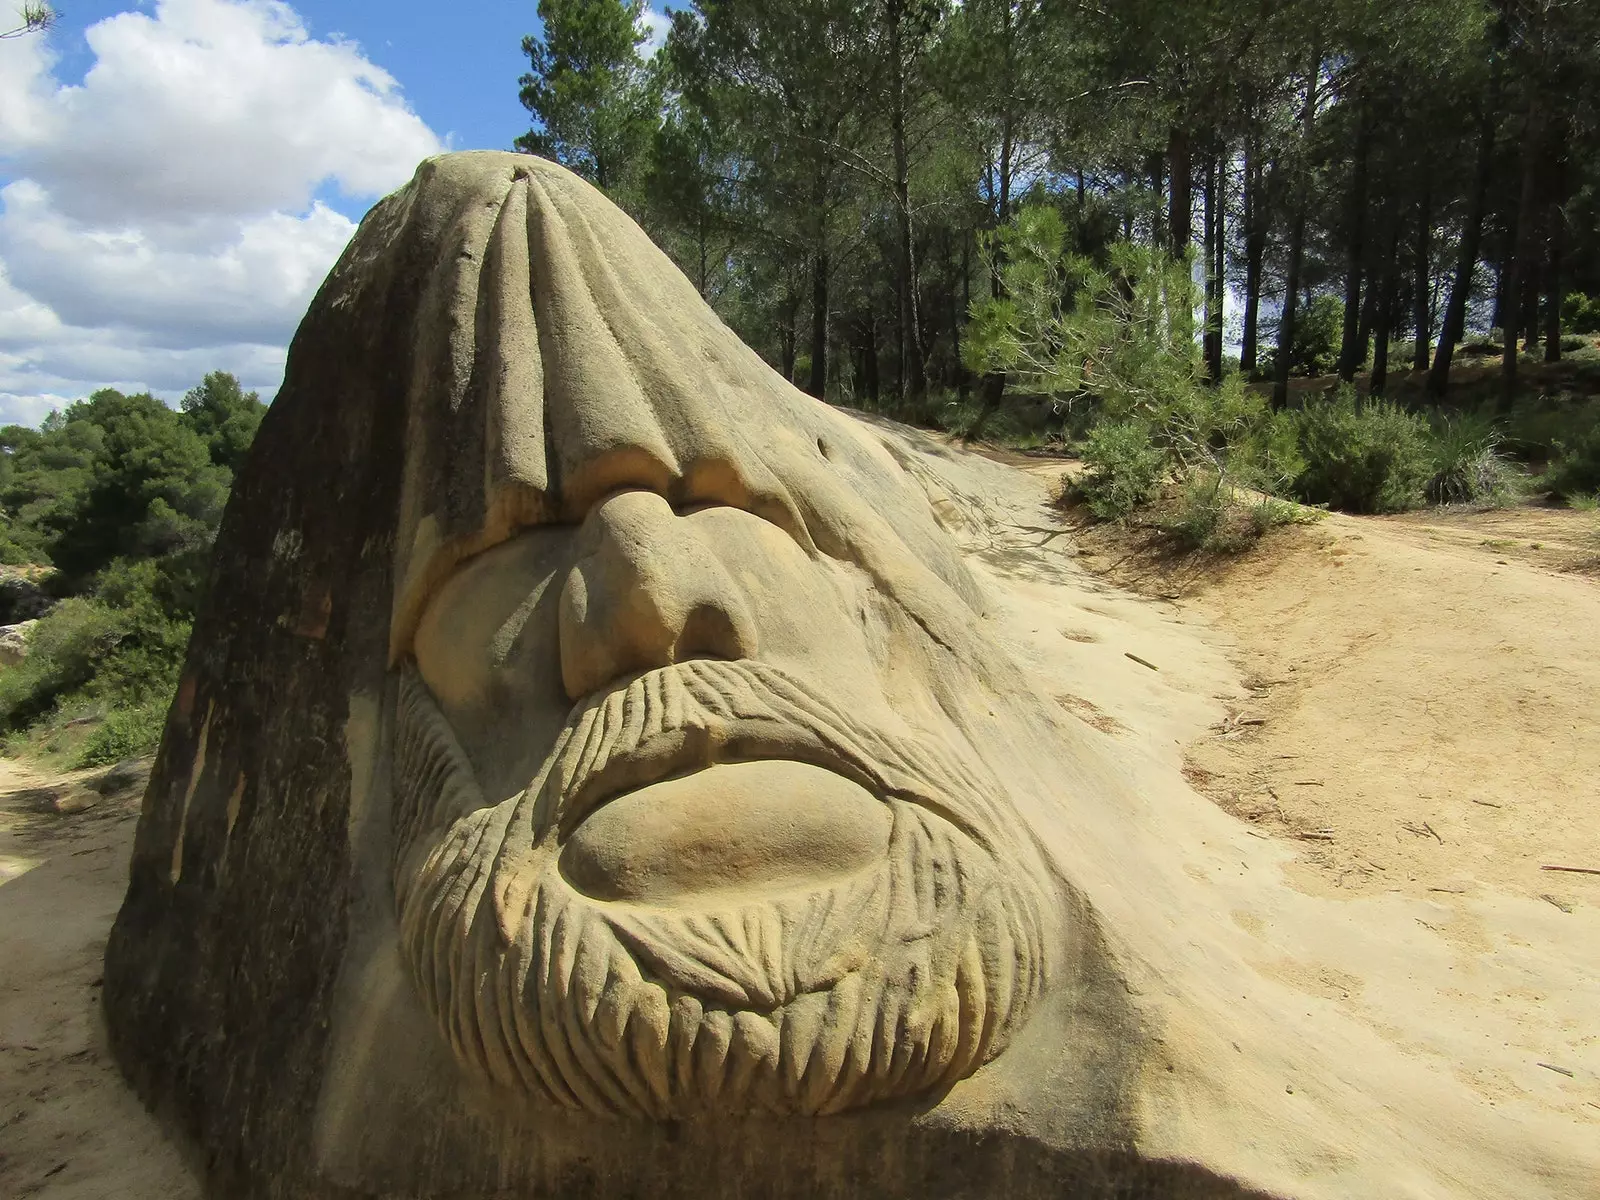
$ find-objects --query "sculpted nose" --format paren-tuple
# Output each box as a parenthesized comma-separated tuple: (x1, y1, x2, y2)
(558, 489, 758, 700)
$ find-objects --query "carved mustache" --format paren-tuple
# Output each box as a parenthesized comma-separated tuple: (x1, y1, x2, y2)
(525, 657, 1014, 860)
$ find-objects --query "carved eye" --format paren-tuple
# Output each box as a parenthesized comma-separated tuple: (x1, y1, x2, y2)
(816, 437, 831, 460)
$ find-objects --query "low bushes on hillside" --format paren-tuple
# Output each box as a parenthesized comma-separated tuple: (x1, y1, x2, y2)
(1544, 424, 1600, 501)
(1291, 395, 1433, 514)
(0, 373, 262, 765)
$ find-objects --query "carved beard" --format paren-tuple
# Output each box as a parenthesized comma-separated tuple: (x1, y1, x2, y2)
(390, 658, 1052, 1118)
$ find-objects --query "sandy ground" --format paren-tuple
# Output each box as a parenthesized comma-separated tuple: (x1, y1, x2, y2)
(1062, 494, 1600, 909)
(0, 759, 201, 1199)
(0, 446, 1595, 1197)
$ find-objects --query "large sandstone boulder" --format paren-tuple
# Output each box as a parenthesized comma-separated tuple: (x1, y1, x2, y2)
(104, 153, 1597, 1200)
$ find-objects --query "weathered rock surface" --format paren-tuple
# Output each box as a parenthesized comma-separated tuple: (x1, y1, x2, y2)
(0, 618, 38, 666)
(102, 153, 1599, 1200)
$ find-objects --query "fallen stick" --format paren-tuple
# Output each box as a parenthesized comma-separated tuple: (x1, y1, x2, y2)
(1537, 1063, 1575, 1078)
(1125, 652, 1159, 672)
(1470, 798, 1503, 808)
(1540, 865, 1600, 877)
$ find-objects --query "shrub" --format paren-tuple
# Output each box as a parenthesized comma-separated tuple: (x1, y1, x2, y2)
(1561, 292, 1600, 335)
(1077, 419, 1165, 520)
(1159, 472, 1224, 549)
(1290, 294, 1344, 376)
(1502, 394, 1600, 462)
(0, 557, 190, 744)
(1545, 424, 1600, 499)
(75, 698, 169, 768)
(0, 598, 127, 730)
(1427, 414, 1517, 506)
(1291, 392, 1432, 513)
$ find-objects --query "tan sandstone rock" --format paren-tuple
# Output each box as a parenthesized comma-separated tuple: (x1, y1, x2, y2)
(102, 153, 1599, 1200)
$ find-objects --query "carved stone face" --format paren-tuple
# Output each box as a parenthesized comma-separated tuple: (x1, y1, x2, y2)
(377, 154, 1057, 1119)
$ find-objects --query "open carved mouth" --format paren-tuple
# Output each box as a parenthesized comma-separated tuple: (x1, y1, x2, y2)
(547, 675, 897, 906)
(558, 758, 894, 905)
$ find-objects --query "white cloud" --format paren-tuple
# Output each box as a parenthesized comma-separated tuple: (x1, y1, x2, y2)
(0, 0, 444, 424)
(638, 5, 672, 57)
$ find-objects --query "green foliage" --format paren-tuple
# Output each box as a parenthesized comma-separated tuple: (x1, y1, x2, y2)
(1544, 425, 1600, 500)
(965, 209, 1201, 418)
(181, 370, 265, 472)
(1290, 392, 1433, 514)
(1561, 293, 1600, 336)
(1291, 296, 1344, 378)
(517, 0, 660, 194)
(1426, 414, 1517, 506)
(75, 699, 170, 768)
(0, 570, 190, 745)
(0, 372, 262, 764)
(1077, 419, 1164, 520)
(1159, 471, 1232, 551)
(1261, 296, 1344, 378)
(0, 598, 127, 731)
(47, 390, 230, 589)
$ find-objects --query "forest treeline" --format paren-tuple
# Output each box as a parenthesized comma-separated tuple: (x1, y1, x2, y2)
(518, 0, 1600, 422)
(0, 374, 264, 764)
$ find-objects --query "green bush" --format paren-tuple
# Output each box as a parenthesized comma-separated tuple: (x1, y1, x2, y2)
(1427, 414, 1517, 506)
(1160, 472, 1229, 550)
(1545, 425, 1600, 499)
(1502, 394, 1600, 462)
(0, 561, 190, 747)
(1291, 294, 1344, 376)
(1561, 292, 1600, 335)
(75, 698, 170, 768)
(1291, 392, 1432, 513)
(1077, 419, 1165, 520)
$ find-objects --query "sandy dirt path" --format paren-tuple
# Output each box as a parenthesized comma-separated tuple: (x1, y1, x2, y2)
(1100, 502, 1600, 907)
(0, 759, 200, 1200)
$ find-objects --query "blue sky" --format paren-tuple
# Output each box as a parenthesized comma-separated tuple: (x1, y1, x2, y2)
(0, 0, 671, 424)
(43, 2, 544, 208)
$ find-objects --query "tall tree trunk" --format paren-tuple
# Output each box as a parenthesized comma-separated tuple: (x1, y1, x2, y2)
(1274, 53, 1320, 411)
(1168, 124, 1192, 256)
(1429, 40, 1502, 401)
(808, 242, 829, 398)
(1203, 144, 1225, 381)
(1412, 181, 1432, 370)
(696, 217, 708, 299)
(1544, 200, 1565, 362)
(1338, 104, 1373, 381)
(1521, 241, 1543, 354)
(780, 286, 798, 383)
(863, 314, 880, 401)
(958, 228, 972, 396)
(1500, 97, 1544, 410)
(886, 0, 925, 402)
(1242, 131, 1267, 374)
(970, 24, 1016, 443)
(1370, 218, 1401, 395)
(1075, 167, 1086, 244)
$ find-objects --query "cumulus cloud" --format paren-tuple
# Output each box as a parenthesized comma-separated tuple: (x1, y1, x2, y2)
(638, 5, 672, 57)
(0, 0, 444, 424)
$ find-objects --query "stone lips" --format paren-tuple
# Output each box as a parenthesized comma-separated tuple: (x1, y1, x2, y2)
(391, 657, 1052, 1118)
